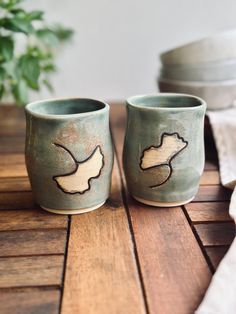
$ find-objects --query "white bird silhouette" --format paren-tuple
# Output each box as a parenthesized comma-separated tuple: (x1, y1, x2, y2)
(53, 144, 104, 194)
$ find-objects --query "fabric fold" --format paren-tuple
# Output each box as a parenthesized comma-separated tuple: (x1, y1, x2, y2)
(196, 106, 236, 314)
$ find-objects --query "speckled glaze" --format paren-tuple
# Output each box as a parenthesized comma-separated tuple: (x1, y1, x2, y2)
(123, 93, 206, 207)
(25, 98, 114, 214)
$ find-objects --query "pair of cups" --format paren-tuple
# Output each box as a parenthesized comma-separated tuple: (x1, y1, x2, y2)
(25, 93, 206, 215)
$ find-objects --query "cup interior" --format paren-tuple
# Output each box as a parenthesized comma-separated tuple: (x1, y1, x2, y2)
(27, 98, 106, 116)
(127, 94, 203, 109)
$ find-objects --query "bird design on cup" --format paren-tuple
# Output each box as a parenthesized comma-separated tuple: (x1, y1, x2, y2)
(140, 133, 188, 188)
(53, 143, 104, 194)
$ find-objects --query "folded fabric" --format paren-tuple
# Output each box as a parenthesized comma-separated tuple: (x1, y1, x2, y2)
(196, 106, 236, 314)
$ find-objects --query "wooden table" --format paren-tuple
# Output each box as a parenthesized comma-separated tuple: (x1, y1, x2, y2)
(0, 104, 234, 314)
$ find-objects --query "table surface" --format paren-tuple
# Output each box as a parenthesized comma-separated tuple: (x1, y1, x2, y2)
(0, 104, 234, 314)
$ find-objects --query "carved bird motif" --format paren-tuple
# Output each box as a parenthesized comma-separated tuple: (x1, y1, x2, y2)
(53, 144, 104, 194)
(140, 133, 188, 188)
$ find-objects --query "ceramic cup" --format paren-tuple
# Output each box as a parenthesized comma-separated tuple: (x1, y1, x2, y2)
(123, 93, 206, 207)
(25, 98, 114, 215)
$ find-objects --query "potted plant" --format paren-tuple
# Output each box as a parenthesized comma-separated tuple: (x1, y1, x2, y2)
(0, 0, 74, 105)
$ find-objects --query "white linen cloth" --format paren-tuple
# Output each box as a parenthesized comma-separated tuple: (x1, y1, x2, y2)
(196, 106, 236, 314)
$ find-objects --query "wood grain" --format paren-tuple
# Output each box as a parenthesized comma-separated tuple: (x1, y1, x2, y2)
(206, 246, 229, 270)
(0, 136, 24, 153)
(204, 160, 218, 171)
(127, 197, 212, 314)
(61, 157, 145, 314)
(185, 202, 231, 222)
(0, 289, 60, 314)
(0, 153, 25, 164)
(0, 192, 34, 209)
(0, 255, 64, 287)
(200, 171, 220, 185)
(195, 223, 235, 246)
(0, 229, 67, 256)
(0, 208, 68, 230)
(110, 104, 212, 314)
(0, 177, 30, 192)
(0, 106, 25, 136)
(0, 163, 27, 177)
(193, 186, 232, 202)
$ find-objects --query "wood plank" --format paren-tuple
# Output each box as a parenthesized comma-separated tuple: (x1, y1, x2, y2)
(206, 246, 229, 270)
(0, 153, 25, 165)
(0, 105, 25, 121)
(0, 229, 67, 257)
(200, 171, 220, 185)
(195, 223, 235, 246)
(61, 157, 145, 314)
(110, 104, 212, 314)
(0, 192, 34, 209)
(0, 106, 25, 136)
(204, 160, 218, 171)
(0, 154, 27, 177)
(193, 186, 232, 202)
(0, 165, 27, 177)
(0, 177, 30, 192)
(0, 208, 68, 230)
(0, 290, 60, 314)
(185, 202, 231, 222)
(0, 255, 64, 287)
(0, 136, 24, 153)
(127, 197, 212, 314)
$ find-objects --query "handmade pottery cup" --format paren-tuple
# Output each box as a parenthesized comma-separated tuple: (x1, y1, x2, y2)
(123, 93, 206, 207)
(25, 98, 114, 215)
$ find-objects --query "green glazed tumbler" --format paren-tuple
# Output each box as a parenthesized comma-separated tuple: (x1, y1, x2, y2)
(25, 98, 114, 214)
(123, 93, 206, 207)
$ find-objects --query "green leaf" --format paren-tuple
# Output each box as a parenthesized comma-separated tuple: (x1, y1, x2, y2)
(51, 24, 74, 42)
(0, 68, 5, 100)
(2, 17, 34, 34)
(0, 84, 4, 100)
(12, 79, 28, 105)
(0, 36, 14, 62)
(28, 10, 44, 21)
(0, 0, 22, 10)
(19, 55, 40, 90)
(9, 8, 26, 16)
(3, 61, 18, 80)
(43, 78, 53, 92)
(0, 67, 6, 82)
(36, 28, 59, 46)
(42, 63, 56, 73)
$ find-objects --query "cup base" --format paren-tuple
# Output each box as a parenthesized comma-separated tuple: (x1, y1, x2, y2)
(133, 195, 194, 208)
(41, 201, 106, 215)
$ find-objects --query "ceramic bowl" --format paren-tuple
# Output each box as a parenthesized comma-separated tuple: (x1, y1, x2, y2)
(160, 59, 236, 82)
(158, 78, 236, 110)
(160, 29, 236, 65)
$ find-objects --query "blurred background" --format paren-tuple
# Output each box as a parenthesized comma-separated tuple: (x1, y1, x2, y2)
(25, 0, 236, 101)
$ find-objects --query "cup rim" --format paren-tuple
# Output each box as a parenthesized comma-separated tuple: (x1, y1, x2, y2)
(126, 93, 206, 111)
(25, 97, 109, 119)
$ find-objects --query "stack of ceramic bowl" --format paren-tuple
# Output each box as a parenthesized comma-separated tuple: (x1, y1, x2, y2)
(158, 29, 236, 110)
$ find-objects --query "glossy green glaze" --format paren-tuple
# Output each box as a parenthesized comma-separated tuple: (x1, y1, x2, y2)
(123, 93, 206, 206)
(25, 98, 114, 213)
